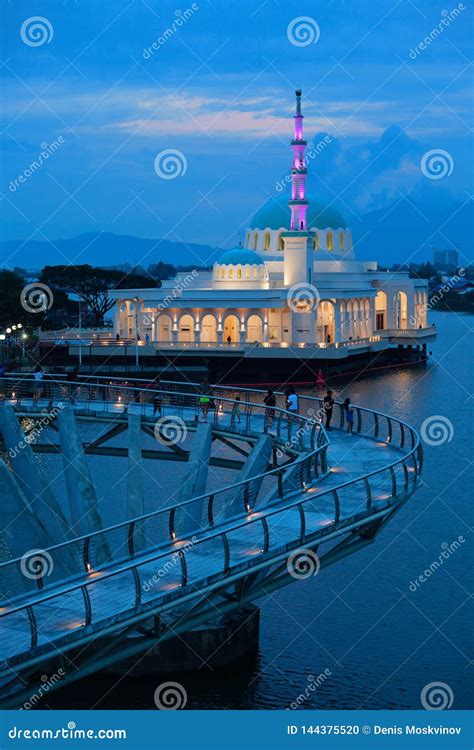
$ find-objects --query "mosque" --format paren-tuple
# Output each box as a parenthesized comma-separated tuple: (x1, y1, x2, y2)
(111, 90, 435, 382)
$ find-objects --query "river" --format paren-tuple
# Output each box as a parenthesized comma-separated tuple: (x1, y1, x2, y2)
(45, 310, 474, 710)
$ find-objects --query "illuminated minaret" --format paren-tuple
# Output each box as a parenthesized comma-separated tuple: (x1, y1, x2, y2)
(289, 89, 309, 231)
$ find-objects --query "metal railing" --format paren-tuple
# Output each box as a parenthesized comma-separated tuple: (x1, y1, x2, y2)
(0, 376, 320, 453)
(0, 380, 422, 665)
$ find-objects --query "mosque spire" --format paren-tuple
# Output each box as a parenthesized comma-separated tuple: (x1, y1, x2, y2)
(289, 88, 309, 231)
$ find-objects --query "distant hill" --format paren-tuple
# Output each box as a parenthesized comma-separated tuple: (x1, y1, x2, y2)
(0, 232, 220, 272)
(1, 198, 472, 271)
(355, 198, 473, 267)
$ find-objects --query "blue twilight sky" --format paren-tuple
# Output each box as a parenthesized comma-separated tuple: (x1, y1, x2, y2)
(0, 0, 472, 259)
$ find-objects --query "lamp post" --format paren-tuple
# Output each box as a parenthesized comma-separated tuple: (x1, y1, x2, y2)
(78, 300, 82, 367)
(132, 296, 139, 367)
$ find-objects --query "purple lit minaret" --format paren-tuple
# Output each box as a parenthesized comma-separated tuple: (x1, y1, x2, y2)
(289, 89, 309, 231)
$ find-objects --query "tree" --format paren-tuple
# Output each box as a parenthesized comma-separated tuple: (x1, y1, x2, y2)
(40, 265, 157, 327)
(148, 261, 176, 280)
(0, 269, 42, 327)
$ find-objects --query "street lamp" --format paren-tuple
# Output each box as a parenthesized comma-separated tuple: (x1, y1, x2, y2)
(132, 296, 140, 367)
(78, 299, 82, 367)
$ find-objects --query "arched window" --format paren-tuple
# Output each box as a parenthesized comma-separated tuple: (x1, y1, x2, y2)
(245, 266, 250, 278)
(327, 231, 333, 251)
(201, 314, 217, 343)
(313, 232, 319, 250)
(264, 232, 270, 251)
(246, 315, 263, 343)
(237, 267, 242, 278)
(253, 232, 258, 250)
(278, 233, 285, 251)
(339, 231, 344, 249)
(229, 267, 234, 278)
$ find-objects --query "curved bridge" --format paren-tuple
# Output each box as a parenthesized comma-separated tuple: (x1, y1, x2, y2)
(0, 377, 422, 706)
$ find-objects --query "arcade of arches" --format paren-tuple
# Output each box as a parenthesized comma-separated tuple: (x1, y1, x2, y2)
(117, 293, 419, 346)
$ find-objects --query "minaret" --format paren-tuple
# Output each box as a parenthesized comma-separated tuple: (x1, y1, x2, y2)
(282, 89, 313, 290)
(289, 89, 309, 231)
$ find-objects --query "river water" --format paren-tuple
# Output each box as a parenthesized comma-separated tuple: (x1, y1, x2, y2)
(45, 311, 473, 710)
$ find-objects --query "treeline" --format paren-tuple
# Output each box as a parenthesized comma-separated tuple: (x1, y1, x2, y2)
(0, 262, 175, 329)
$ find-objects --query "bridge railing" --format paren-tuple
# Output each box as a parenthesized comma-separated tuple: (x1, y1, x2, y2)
(0, 415, 421, 665)
(0, 380, 329, 594)
(0, 376, 323, 453)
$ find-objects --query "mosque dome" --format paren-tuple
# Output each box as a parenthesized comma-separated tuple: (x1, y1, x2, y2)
(251, 195, 347, 230)
(216, 247, 265, 266)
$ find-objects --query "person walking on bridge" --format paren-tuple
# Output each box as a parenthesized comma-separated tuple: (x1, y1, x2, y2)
(286, 387, 299, 428)
(323, 389, 334, 430)
(263, 389, 276, 427)
(343, 397, 354, 434)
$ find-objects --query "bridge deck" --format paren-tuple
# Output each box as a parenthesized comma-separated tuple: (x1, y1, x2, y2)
(0, 392, 405, 666)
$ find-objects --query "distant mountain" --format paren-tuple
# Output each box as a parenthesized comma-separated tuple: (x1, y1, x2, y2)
(354, 198, 473, 267)
(1, 198, 472, 272)
(0, 232, 220, 272)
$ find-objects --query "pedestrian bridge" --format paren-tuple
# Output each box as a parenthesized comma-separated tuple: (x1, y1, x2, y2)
(0, 377, 423, 706)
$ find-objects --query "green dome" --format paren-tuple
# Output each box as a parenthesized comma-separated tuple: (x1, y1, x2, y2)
(217, 248, 265, 265)
(251, 195, 346, 230)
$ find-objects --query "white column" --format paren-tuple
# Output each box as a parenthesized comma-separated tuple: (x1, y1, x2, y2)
(370, 297, 376, 335)
(334, 301, 342, 343)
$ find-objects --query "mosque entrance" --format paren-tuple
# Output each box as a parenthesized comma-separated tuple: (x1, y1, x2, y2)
(223, 315, 240, 343)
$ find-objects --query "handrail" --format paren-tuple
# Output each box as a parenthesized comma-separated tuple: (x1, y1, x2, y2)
(0, 431, 421, 622)
(0, 380, 422, 662)
(0, 379, 329, 575)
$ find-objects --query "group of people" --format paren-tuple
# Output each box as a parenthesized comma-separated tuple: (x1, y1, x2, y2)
(20, 366, 354, 434)
(322, 389, 354, 433)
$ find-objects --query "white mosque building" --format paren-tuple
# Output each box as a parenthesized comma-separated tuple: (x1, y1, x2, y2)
(111, 91, 435, 378)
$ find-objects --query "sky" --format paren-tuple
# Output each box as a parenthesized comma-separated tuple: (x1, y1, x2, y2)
(0, 0, 472, 261)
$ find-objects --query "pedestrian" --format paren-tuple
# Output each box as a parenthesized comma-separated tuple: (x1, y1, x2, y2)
(226, 335, 232, 345)
(145, 333, 150, 344)
(232, 395, 241, 424)
(286, 386, 299, 427)
(33, 365, 43, 403)
(263, 389, 276, 426)
(116, 332, 120, 342)
(343, 397, 354, 434)
(323, 389, 334, 430)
